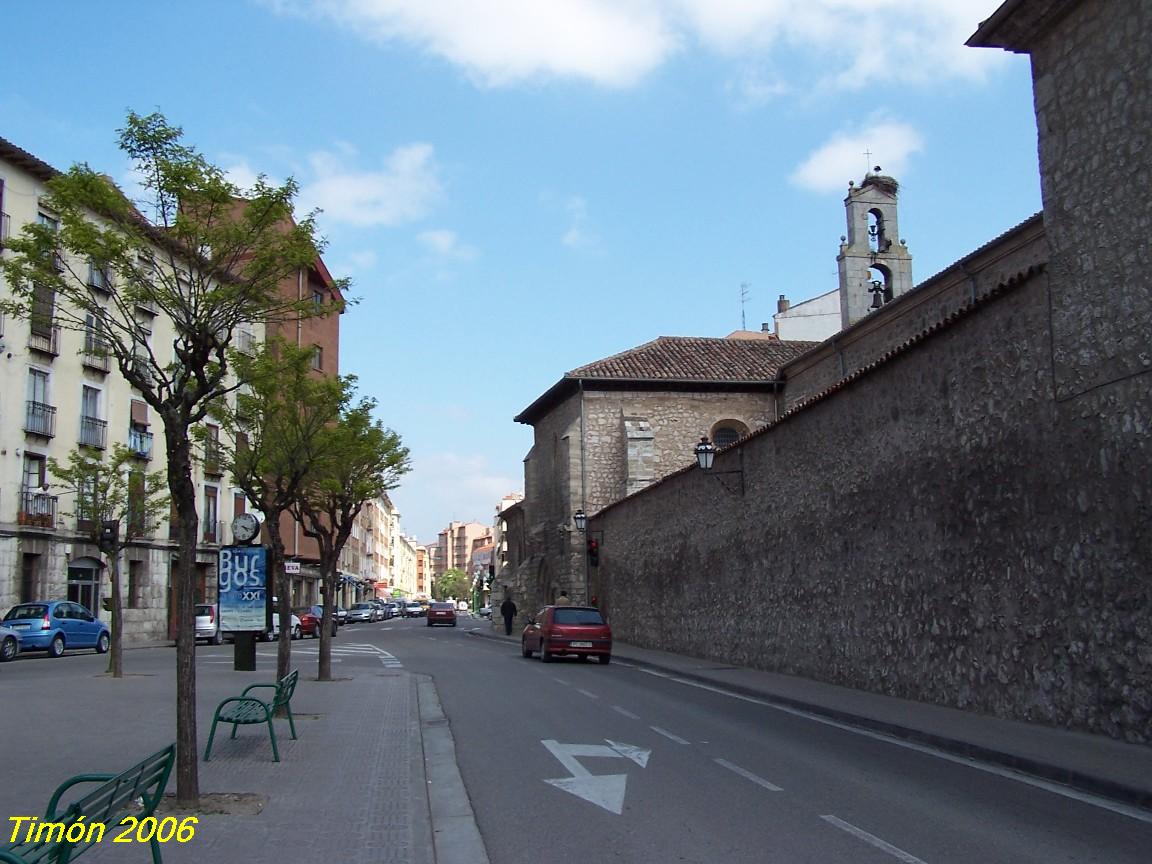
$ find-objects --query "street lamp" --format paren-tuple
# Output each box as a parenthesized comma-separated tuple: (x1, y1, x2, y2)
(573, 509, 587, 532)
(693, 436, 744, 495)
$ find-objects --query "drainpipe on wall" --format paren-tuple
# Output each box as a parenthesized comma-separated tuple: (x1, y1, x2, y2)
(578, 378, 588, 604)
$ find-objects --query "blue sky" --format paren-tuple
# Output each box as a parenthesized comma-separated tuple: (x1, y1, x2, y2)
(2, 1, 1040, 544)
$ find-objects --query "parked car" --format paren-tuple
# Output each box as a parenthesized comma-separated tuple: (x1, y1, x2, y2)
(347, 602, 376, 623)
(479, 605, 492, 620)
(316, 605, 347, 627)
(522, 606, 612, 664)
(403, 601, 424, 618)
(194, 603, 223, 645)
(384, 602, 404, 619)
(293, 606, 337, 638)
(370, 600, 392, 620)
(0, 625, 20, 662)
(259, 612, 302, 641)
(426, 602, 457, 627)
(1, 600, 111, 658)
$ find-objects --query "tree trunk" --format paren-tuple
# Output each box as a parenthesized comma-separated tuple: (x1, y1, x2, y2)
(266, 521, 292, 684)
(108, 552, 124, 678)
(166, 431, 200, 808)
(318, 567, 334, 682)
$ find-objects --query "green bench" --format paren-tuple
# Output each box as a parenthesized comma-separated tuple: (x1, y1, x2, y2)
(0, 743, 175, 864)
(204, 669, 299, 762)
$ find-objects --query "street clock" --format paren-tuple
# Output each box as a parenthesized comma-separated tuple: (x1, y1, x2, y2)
(231, 512, 260, 544)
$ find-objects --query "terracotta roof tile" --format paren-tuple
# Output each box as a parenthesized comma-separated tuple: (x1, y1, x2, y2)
(567, 336, 818, 383)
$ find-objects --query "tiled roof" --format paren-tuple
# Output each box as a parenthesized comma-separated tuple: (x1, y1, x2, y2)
(567, 336, 818, 383)
(515, 335, 818, 425)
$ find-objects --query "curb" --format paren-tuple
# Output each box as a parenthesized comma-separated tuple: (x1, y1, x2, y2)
(415, 674, 491, 864)
(464, 627, 1152, 812)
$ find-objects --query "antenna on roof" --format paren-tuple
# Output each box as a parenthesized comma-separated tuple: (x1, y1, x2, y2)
(740, 282, 751, 330)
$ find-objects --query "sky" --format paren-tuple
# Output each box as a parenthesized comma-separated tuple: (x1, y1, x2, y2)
(1, 1, 1041, 544)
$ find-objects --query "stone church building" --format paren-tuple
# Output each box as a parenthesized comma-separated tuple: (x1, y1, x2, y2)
(593, 0, 1149, 743)
(506, 0, 1152, 745)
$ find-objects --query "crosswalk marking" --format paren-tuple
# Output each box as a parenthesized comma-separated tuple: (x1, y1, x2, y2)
(251, 642, 404, 668)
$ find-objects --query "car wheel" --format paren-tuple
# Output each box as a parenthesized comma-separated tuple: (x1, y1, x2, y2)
(426, 620, 432, 627)
(540, 640, 553, 663)
(598, 654, 611, 665)
(49, 634, 66, 658)
(0, 636, 17, 662)
(96, 632, 110, 654)
(292, 625, 302, 640)
(521, 639, 533, 658)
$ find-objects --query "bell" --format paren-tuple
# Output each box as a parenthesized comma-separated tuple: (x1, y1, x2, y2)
(870, 292, 884, 310)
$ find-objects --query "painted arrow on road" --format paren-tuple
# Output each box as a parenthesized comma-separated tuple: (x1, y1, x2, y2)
(541, 739, 651, 814)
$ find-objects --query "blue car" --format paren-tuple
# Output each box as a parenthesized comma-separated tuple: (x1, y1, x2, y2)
(2, 600, 111, 658)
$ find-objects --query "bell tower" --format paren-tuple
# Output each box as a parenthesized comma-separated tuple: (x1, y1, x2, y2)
(837, 168, 913, 328)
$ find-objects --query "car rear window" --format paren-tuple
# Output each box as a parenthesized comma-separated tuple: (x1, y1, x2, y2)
(194, 605, 213, 616)
(431, 603, 454, 610)
(4, 605, 47, 621)
(553, 608, 605, 625)
(352, 603, 372, 609)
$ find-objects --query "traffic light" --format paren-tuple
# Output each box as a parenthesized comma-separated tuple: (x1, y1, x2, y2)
(587, 538, 600, 567)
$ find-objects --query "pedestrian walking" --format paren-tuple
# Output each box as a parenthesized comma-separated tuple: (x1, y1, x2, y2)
(500, 596, 518, 636)
(555, 591, 572, 605)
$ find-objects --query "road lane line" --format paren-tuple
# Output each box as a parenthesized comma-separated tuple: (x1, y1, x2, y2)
(577, 689, 599, 700)
(552, 677, 568, 686)
(821, 815, 927, 863)
(714, 758, 783, 791)
(650, 726, 690, 744)
(612, 706, 641, 720)
(633, 668, 1152, 825)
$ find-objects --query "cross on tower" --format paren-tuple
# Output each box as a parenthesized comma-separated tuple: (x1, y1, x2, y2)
(863, 148, 872, 171)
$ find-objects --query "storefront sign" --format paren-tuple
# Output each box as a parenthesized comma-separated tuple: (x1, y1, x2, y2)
(218, 545, 268, 632)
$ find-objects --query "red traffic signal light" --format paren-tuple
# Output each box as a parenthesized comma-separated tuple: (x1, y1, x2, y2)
(587, 538, 600, 567)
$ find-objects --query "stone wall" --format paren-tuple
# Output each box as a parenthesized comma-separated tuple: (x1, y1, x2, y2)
(594, 259, 1152, 742)
(1031, 0, 1151, 401)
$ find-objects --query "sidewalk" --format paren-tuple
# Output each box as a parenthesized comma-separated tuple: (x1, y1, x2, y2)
(469, 622, 1152, 811)
(0, 646, 486, 864)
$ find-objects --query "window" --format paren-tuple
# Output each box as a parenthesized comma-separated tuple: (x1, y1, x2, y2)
(128, 560, 145, 609)
(203, 424, 222, 475)
(313, 289, 324, 307)
(311, 345, 323, 371)
(710, 421, 749, 448)
(30, 282, 56, 338)
(203, 486, 218, 542)
(233, 492, 247, 516)
(88, 259, 113, 292)
(80, 386, 106, 449)
(38, 212, 62, 272)
(25, 369, 55, 437)
(22, 454, 46, 491)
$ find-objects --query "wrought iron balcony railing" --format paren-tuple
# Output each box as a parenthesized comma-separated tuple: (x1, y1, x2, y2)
(129, 427, 153, 460)
(18, 488, 57, 529)
(79, 416, 107, 449)
(24, 400, 56, 437)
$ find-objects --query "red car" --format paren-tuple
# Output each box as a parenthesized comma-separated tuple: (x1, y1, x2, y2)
(426, 602, 457, 627)
(293, 606, 336, 639)
(522, 606, 612, 664)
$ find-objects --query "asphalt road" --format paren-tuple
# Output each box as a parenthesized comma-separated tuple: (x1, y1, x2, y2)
(364, 615, 1152, 864)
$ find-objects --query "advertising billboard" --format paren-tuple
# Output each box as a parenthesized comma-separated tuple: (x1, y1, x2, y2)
(218, 545, 268, 632)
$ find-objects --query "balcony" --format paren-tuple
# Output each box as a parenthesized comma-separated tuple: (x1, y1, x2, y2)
(79, 416, 108, 450)
(28, 325, 60, 357)
(24, 401, 57, 438)
(129, 427, 153, 460)
(82, 337, 111, 372)
(237, 329, 258, 355)
(203, 442, 223, 477)
(1, 212, 9, 246)
(135, 297, 158, 316)
(18, 488, 58, 529)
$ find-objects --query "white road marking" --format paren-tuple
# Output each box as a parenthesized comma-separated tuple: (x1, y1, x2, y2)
(551, 678, 568, 686)
(821, 815, 927, 864)
(612, 706, 641, 720)
(577, 689, 599, 700)
(633, 668, 1152, 825)
(541, 739, 651, 815)
(714, 758, 783, 792)
(649, 726, 690, 745)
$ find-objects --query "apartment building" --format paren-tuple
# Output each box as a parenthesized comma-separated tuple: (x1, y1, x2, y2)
(0, 137, 263, 641)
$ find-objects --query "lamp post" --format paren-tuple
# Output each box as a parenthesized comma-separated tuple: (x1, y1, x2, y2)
(694, 436, 744, 495)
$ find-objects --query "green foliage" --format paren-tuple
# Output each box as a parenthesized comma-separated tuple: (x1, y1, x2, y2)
(47, 445, 169, 546)
(434, 568, 468, 601)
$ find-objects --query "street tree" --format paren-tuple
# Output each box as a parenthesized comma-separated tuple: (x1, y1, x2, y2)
(435, 568, 468, 602)
(0, 111, 339, 805)
(48, 445, 168, 678)
(290, 395, 410, 681)
(212, 340, 348, 682)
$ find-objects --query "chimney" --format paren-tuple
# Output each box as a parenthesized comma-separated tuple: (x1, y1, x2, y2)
(777, 294, 790, 313)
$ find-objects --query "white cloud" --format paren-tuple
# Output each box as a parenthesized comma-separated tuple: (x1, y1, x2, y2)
(561, 195, 598, 250)
(790, 119, 925, 194)
(220, 159, 265, 193)
(395, 450, 520, 542)
(418, 229, 476, 260)
(265, 0, 1005, 90)
(299, 142, 441, 227)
